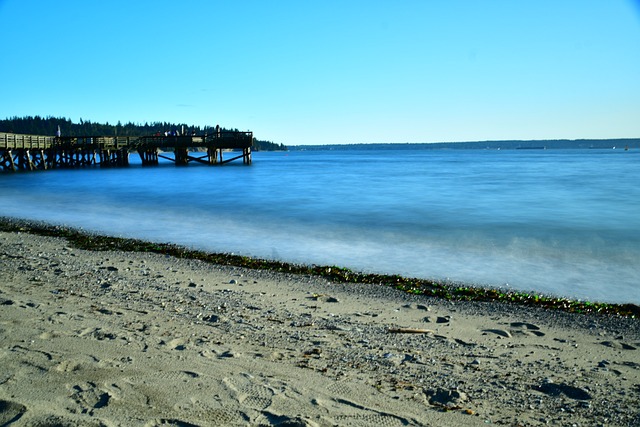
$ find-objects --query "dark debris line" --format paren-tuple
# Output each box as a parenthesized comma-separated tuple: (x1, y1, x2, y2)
(1, 217, 638, 318)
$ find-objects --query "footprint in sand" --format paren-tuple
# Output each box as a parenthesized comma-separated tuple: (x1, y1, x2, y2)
(144, 419, 200, 427)
(165, 337, 188, 351)
(55, 354, 100, 373)
(482, 329, 512, 338)
(600, 341, 637, 350)
(260, 413, 321, 427)
(67, 382, 111, 415)
(170, 401, 247, 426)
(100, 379, 156, 410)
(0, 399, 26, 425)
(25, 413, 107, 426)
(153, 370, 201, 382)
(56, 360, 84, 373)
(482, 323, 545, 338)
(222, 373, 276, 411)
(333, 411, 412, 427)
(510, 322, 545, 337)
(325, 381, 417, 426)
(77, 327, 117, 341)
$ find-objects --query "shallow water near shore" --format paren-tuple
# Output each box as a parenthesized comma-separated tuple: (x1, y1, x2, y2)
(1, 147, 639, 303)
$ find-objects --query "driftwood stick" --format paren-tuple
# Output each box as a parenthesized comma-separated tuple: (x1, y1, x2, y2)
(387, 328, 434, 334)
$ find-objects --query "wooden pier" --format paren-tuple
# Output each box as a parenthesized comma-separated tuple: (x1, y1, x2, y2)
(0, 131, 252, 172)
(135, 131, 253, 166)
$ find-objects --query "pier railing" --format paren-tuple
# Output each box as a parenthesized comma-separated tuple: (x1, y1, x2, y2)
(1, 132, 55, 149)
(1, 133, 136, 150)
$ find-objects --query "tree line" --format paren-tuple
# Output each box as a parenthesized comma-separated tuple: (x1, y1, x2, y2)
(0, 115, 287, 151)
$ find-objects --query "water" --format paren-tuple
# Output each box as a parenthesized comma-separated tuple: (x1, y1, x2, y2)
(1, 148, 638, 304)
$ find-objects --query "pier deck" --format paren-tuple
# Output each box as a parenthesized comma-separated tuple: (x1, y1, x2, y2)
(0, 131, 252, 172)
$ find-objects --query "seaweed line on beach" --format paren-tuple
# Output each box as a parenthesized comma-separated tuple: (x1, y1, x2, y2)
(1, 216, 638, 318)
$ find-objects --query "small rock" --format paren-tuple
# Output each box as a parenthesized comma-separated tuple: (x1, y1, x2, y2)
(532, 382, 592, 400)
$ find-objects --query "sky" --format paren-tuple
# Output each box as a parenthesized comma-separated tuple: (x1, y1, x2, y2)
(1, 1, 639, 146)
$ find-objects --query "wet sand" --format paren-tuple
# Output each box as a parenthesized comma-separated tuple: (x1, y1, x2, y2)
(1, 230, 639, 426)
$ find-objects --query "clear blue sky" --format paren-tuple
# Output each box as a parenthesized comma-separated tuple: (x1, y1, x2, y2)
(1, 1, 639, 145)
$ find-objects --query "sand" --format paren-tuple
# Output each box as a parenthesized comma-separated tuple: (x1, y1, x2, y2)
(0, 230, 639, 426)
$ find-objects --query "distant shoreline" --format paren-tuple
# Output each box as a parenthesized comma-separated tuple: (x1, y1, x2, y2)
(288, 138, 640, 151)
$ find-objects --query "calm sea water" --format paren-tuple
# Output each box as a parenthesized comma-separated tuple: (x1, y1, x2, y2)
(1, 148, 638, 304)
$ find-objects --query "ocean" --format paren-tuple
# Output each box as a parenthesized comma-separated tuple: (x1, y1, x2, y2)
(1, 147, 638, 304)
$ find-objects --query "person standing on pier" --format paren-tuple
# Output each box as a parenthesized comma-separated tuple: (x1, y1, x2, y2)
(216, 124, 220, 138)
(56, 125, 61, 138)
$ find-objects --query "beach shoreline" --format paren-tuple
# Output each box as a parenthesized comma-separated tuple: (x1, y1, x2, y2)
(1, 223, 639, 426)
(1, 217, 638, 317)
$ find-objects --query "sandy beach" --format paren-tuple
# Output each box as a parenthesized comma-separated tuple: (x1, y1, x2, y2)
(1, 229, 639, 426)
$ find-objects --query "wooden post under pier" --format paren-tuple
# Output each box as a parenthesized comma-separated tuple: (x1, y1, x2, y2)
(0, 149, 16, 171)
(138, 148, 159, 166)
(174, 147, 189, 166)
